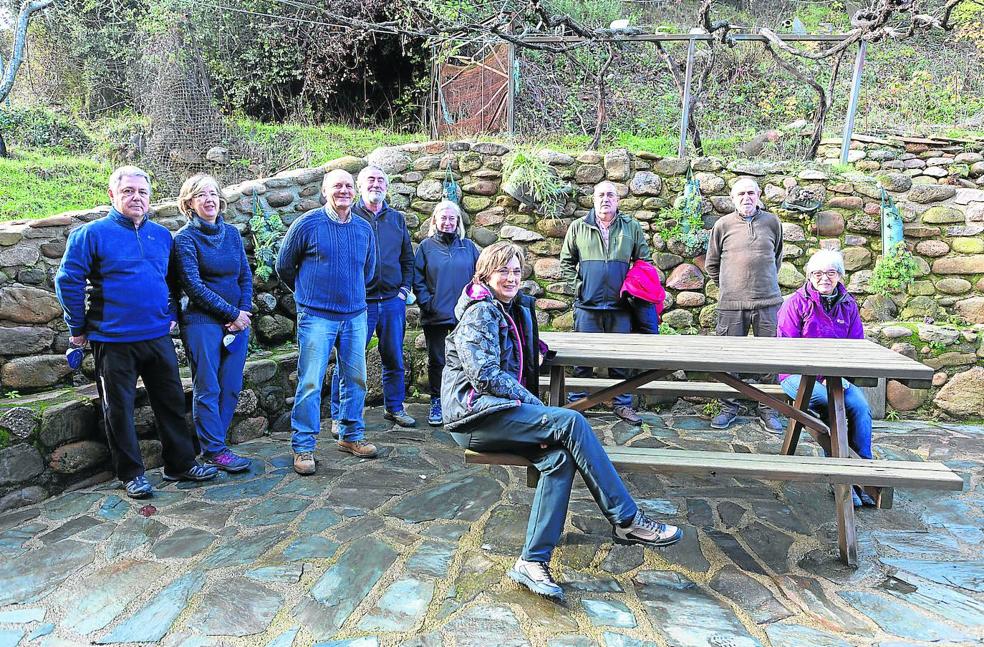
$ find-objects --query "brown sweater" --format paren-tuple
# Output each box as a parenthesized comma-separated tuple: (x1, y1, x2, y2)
(704, 209, 783, 311)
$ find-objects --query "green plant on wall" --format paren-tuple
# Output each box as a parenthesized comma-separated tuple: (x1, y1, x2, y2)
(248, 195, 286, 282)
(869, 242, 919, 296)
(501, 149, 566, 219)
(655, 172, 708, 257)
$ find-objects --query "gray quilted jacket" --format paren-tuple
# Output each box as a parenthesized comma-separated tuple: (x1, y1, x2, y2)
(441, 283, 544, 430)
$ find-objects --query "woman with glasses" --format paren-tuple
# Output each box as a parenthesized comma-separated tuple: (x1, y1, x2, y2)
(412, 200, 480, 426)
(173, 174, 253, 473)
(777, 249, 875, 507)
(443, 241, 682, 603)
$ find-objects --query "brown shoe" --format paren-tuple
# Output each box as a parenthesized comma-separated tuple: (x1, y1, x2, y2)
(337, 439, 378, 458)
(293, 451, 316, 475)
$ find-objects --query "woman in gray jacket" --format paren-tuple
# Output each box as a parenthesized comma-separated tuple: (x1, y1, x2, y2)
(443, 241, 682, 604)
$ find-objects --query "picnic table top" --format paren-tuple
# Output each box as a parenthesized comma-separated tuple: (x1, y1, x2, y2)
(540, 332, 934, 385)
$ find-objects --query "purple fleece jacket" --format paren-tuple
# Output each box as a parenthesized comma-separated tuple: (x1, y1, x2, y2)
(776, 281, 864, 382)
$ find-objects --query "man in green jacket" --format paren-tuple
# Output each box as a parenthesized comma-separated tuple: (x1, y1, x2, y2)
(560, 181, 650, 425)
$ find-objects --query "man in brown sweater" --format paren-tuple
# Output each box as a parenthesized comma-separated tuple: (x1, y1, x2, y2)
(704, 177, 785, 432)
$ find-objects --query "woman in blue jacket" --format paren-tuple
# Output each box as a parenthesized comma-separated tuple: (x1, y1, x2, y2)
(173, 174, 253, 472)
(412, 200, 480, 426)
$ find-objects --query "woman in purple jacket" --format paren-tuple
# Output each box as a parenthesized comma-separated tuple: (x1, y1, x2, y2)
(777, 249, 875, 507)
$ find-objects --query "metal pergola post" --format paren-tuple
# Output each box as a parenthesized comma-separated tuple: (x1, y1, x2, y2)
(840, 40, 867, 164)
(678, 36, 697, 158)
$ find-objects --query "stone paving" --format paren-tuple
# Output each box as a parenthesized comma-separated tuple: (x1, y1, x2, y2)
(0, 403, 981, 647)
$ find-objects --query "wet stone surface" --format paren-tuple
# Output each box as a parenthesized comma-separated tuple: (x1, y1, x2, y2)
(0, 407, 979, 645)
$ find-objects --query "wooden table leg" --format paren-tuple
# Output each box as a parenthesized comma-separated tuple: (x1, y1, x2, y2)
(548, 365, 565, 407)
(827, 377, 858, 566)
(781, 375, 816, 456)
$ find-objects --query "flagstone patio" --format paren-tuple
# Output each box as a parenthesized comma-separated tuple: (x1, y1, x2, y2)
(0, 404, 981, 647)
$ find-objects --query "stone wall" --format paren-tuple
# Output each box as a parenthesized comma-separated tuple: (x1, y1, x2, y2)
(0, 349, 298, 512)
(1, 140, 983, 417)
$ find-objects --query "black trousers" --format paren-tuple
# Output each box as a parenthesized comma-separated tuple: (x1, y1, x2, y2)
(92, 335, 196, 481)
(422, 324, 455, 397)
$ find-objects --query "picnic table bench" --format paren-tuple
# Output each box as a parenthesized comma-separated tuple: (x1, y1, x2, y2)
(465, 332, 964, 565)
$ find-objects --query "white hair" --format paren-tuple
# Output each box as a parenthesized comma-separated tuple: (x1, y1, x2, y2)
(805, 249, 845, 276)
(357, 165, 388, 187)
(428, 200, 466, 237)
(109, 165, 151, 192)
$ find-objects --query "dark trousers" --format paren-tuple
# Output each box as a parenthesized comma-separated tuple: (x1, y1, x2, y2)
(715, 304, 780, 414)
(423, 323, 455, 397)
(630, 299, 660, 334)
(92, 335, 196, 481)
(569, 307, 633, 407)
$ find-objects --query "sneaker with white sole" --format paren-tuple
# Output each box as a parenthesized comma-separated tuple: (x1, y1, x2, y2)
(161, 463, 219, 482)
(330, 420, 340, 439)
(507, 558, 565, 601)
(613, 511, 682, 547)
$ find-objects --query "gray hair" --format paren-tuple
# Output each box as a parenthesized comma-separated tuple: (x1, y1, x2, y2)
(805, 249, 845, 276)
(357, 165, 388, 187)
(109, 165, 151, 192)
(427, 200, 466, 237)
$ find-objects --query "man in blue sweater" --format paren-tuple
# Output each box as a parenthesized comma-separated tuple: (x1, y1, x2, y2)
(54, 166, 218, 499)
(276, 169, 379, 473)
(329, 165, 416, 430)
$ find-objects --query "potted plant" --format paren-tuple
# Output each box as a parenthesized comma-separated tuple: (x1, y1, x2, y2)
(655, 173, 709, 257)
(501, 149, 566, 219)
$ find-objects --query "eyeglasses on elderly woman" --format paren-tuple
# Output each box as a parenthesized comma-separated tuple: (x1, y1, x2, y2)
(809, 270, 840, 280)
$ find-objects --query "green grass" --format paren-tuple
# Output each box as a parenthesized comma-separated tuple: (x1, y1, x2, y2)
(237, 119, 428, 166)
(0, 150, 111, 221)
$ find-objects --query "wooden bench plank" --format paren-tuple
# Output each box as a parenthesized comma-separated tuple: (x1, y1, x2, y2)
(464, 449, 964, 490)
(538, 376, 787, 399)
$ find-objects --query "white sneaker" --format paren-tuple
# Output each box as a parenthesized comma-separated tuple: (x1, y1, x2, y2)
(330, 419, 340, 439)
(507, 558, 565, 601)
(613, 511, 682, 547)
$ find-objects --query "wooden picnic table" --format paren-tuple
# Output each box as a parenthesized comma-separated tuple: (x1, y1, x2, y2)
(538, 331, 941, 565)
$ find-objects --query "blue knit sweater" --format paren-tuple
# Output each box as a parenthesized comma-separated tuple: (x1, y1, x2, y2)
(55, 209, 176, 342)
(173, 215, 253, 326)
(275, 207, 377, 320)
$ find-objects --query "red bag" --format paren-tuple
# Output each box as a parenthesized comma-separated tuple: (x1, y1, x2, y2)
(620, 259, 666, 316)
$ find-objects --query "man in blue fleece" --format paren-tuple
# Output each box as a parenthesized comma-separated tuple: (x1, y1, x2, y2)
(55, 166, 218, 499)
(329, 165, 416, 430)
(276, 168, 378, 474)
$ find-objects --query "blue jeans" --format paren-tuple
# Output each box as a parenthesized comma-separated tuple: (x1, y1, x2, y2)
(631, 299, 660, 334)
(183, 323, 248, 455)
(292, 310, 368, 450)
(569, 307, 633, 407)
(331, 296, 407, 416)
(450, 404, 638, 563)
(780, 375, 873, 459)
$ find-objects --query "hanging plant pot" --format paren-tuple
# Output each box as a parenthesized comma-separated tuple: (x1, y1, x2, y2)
(501, 150, 566, 218)
(502, 173, 537, 209)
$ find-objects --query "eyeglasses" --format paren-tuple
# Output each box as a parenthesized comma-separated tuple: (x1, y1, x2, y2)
(494, 268, 523, 278)
(809, 270, 840, 280)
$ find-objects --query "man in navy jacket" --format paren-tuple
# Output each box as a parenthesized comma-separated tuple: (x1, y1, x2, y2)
(55, 166, 218, 499)
(329, 165, 417, 429)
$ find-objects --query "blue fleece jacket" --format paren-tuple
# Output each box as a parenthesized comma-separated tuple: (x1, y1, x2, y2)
(275, 207, 377, 321)
(173, 215, 253, 326)
(413, 232, 480, 326)
(353, 198, 413, 301)
(55, 209, 177, 342)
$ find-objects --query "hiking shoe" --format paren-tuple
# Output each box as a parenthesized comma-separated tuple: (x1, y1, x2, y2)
(123, 474, 153, 499)
(853, 486, 876, 508)
(337, 439, 378, 458)
(427, 397, 443, 427)
(507, 558, 565, 602)
(205, 449, 251, 473)
(293, 451, 316, 475)
(330, 419, 340, 439)
(758, 410, 784, 434)
(162, 463, 219, 482)
(384, 409, 417, 428)
(613, 405, 642, 425)
(710, 409, 738, 429)
(613, 511, 683, 547)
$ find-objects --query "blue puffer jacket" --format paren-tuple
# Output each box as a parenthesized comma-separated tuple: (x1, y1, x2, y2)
(441, 283, 544, 430)
(55, 209, 176, 342)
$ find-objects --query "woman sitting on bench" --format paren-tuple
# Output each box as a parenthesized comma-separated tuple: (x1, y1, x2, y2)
(777, 249, 876, 507)
(442, 241, 682, 603)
